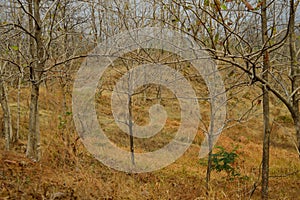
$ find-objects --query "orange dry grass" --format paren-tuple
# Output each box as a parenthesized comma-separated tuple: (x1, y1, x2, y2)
(0, 78, 299, 199)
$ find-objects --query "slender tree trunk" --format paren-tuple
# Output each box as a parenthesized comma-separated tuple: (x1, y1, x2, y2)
(14, 35, 22, 143)
(127, 68, 135, 166)
(289, 0, 300, 156)
(16, 74, 21, 142)
(206, 96, 215, 194)
(261, 0, 271, 199)
(0, 72, 13, 150)
(60, 4, 71, 149)
(128, 93, 135, 165)
(205, 135, 213, 193)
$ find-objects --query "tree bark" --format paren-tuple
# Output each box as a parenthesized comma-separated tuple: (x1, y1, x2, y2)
(289, 0, 300, 156)
(206, 96, 215, 194)
(128, 93, 135, 165)
(261, 0, 271, 199)
(26, 0, 43, 161)
(26, 83, 40, 160)
(293, 113, 300, 156)
(16, 74, 21, 142)
(205, 135, 213, 193)
(0, 70, 13, 150)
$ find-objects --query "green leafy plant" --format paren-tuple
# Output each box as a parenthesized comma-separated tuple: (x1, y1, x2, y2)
(211, 146, 240, 178)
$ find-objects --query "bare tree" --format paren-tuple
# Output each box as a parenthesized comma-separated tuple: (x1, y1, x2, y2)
(25, 0, 44, 161)
(261, 0, 271, 198)
(0, 0, 90, 160)
(289, 0, 300, 156)
(159, 0, 299, 197)
(0, 0, 24, 149)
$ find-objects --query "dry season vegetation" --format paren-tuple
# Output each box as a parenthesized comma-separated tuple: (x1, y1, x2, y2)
(1, 0, 300, 199)
(1, 58, 300, 199)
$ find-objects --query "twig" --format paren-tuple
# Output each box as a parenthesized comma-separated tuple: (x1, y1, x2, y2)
(269, 170, 300, 178)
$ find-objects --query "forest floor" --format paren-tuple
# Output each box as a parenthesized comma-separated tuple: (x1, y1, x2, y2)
(0, 73, 300, 199)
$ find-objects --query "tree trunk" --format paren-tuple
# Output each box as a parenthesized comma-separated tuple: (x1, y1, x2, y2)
(26, 0, 43, 161)
(16, 74, 21, 142)
(128, 92, 135, 165)
(0, 75, 13, 150)
(206, 96, 215, 194)
(261, 0, 271, 199)
(205, 135, 213, 193)
(262, 87, 271, 200)
(293, 114, 300, 156)
(289, 0, 300, 156)
(26, 83, 41, 160)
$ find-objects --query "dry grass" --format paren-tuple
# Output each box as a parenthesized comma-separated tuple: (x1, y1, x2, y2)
(0, 61, 300, 199)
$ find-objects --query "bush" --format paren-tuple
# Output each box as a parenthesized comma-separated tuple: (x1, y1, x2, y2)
(211, 146, 240, 178)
